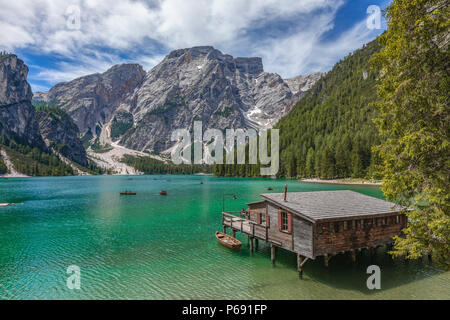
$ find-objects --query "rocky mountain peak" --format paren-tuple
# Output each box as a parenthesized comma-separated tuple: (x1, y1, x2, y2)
(0, 54, 45, 148)
(162, 46, 264, 77)
(0, 54, 33, 105)
(284, 72, 325, 96)
(32, 47, 323, 154)
(33, 63, 146, 136)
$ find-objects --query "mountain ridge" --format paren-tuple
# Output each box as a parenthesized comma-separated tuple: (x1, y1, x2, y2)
(33, 47, 323, 154)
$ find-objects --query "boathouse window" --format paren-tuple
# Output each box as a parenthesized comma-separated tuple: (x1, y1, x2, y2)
(373, 218, 377, 227)
(352, 220, 356, 230)
(396, 215, 400, 224)
(334, 223, 340, 233)
(329, 222, 334, 233)
(343, 221, 348, 231)
(278, 211, 291, 233)
(360, 219, 365, 229)
(382, 217, 387, 225)
(256, 212, 265, 225)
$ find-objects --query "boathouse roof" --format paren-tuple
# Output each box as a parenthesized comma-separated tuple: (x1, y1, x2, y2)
(260, 190, 406, 222)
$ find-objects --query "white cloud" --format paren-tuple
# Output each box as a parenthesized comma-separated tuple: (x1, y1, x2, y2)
(0, 0, 382, 85)
(256, 15, 382, 77)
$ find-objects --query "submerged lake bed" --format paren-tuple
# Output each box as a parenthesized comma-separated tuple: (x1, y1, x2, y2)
(0, 175, 448, 299)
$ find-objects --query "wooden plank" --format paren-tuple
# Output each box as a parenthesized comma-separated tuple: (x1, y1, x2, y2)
(293, 215, 314, 259)
(267, 203, 293, 250)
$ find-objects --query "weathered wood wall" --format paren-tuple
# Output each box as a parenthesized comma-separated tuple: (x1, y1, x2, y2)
(267, 203, 293, 250)
(293, 216, 314, 259)
(314, 214, 407, 256)
(247, 202, 267, 224)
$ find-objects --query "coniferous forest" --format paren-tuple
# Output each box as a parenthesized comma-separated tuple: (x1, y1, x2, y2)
(0, 135, 74, 176)
(122, 154, 212, 175)
(214, 39, 382, 179)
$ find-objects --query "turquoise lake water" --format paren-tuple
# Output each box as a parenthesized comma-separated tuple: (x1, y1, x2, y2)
(0, 175, 448, 299)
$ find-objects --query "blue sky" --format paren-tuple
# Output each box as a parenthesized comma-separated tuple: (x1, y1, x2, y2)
(0, 0, 390, 92)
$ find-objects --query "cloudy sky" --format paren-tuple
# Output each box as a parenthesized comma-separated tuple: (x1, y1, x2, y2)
(0, 0, 390, 92)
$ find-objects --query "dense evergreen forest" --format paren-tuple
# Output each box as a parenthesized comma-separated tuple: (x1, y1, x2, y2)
(214, 39, 382, 179)
(122, 154, 212, 175)
(0, 155, 7, 174)
(0, 135, 75, 176)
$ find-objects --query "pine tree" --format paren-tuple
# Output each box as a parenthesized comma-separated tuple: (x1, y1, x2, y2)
(371, 0, 449, 267)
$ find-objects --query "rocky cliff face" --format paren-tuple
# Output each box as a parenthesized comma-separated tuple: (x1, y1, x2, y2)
(34, 64, 146, 137)
(35, 107, 88, 166)
(0, 54, 45, 147)
(34, 47, 322, 153)
(118, 46, 321, 152)
(284, 72, 324, 99)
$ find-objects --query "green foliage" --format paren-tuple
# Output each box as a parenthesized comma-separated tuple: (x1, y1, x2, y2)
(147, 97, 186, 116)
(216, 40, 382, 179)
(110, 111, 133, 139)
(0, 136, 74, 176)
(371, 0, 450, 268)
(122, 155, 212, 175)
(213, 136, 264, 177)
(81, 129, 94, 149)
(91, 138, 113, 153)
(275, 40, 382, 179)
(35, 104, 67, 117)
(0, 155, 7, 174)
(214, 107, 235, 118)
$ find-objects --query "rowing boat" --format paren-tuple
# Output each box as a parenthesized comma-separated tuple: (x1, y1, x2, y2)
(215, 231, 242, 250)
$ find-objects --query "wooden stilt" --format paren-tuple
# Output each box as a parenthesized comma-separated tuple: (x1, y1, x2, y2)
(223, 226, 227, 234)
(249, 237, 254, 253)
(232, 229, 236, 238)
(270, 244, 276, 265)
(351, 250, 356, 262)
(297, 254, 303, 278)
(255, 239, 259, 249)
(324, 254, 329, 268)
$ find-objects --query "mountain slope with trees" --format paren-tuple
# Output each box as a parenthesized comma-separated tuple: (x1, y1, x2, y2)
(276, 39, 381, 179)
(214, 39, 382, 179)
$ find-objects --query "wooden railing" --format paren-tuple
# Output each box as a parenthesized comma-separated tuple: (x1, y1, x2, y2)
(222, 211, 269, 240)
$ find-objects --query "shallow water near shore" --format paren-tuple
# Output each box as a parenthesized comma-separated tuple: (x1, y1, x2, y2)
(0, 175, 448, 299)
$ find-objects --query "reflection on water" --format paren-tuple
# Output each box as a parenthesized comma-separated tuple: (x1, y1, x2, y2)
(0, 175, 448, 299)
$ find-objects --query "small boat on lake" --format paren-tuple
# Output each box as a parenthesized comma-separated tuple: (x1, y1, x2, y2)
(215, 231, 242, 250)
(159, 190, 167, 196)
(0, 203, 23, 207)
(120, 191, 136, 195)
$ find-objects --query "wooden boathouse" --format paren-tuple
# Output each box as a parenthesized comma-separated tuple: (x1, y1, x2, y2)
(222, 189, 408, 277)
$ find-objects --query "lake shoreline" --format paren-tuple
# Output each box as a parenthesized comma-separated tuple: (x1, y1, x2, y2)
(300, 178, 382, 186)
